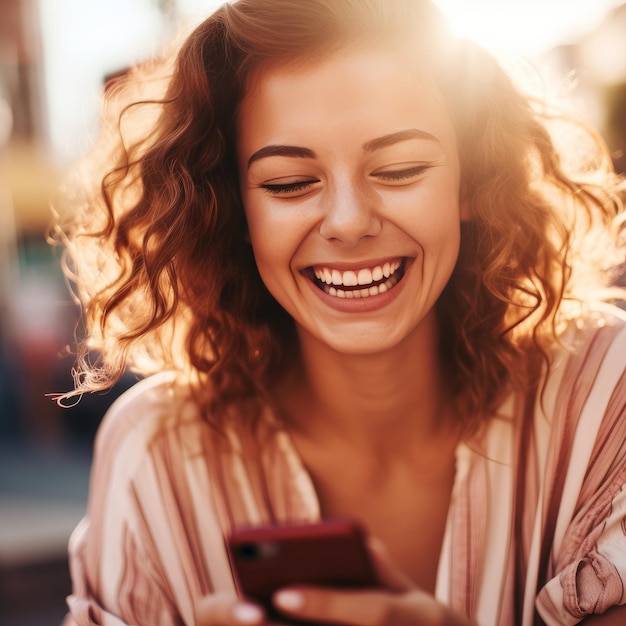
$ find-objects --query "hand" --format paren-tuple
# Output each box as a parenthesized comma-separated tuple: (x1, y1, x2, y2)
(195, 591, 266, 626)
(270, 538, 477, 626)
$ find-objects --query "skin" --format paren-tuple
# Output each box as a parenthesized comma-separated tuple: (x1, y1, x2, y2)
(238, 47, 467, 358)
(195, 45, 626, 626)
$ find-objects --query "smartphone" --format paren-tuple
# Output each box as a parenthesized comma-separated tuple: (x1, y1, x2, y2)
(226, 519, 379, 619)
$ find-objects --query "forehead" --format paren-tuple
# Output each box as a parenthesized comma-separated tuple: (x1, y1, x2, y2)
(236, 45, 456, 158)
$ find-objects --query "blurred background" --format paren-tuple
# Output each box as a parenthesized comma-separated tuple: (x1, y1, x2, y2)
(0, 1, 625, 624)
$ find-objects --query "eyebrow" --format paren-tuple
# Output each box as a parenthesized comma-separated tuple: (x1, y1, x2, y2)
(246, 128, 440, 169)
(363, 128, 440, 153)
(247, 145, 316, 168)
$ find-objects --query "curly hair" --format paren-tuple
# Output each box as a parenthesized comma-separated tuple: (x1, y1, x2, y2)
(51, 0, 625, 433)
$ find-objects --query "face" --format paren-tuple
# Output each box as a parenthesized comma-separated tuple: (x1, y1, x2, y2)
(237, 45, 467, 356)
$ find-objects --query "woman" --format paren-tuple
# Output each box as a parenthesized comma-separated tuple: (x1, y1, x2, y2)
(53, 0, 626, 624)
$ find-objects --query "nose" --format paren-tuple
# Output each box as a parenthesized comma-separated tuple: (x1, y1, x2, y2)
(319, 180, 382, 245)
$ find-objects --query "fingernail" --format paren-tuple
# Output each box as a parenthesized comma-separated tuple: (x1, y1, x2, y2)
(274, 590, 304, 611)
(367, 536, 386, 553)
(233, 603, 263, 624)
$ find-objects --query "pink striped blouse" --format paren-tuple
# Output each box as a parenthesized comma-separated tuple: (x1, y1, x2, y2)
(63, 304, 626, 626)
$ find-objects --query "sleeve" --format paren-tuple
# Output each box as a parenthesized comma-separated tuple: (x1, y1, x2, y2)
(65, 516, 182, 626)
(537, 462, 626, 623)
(536, 314, 626, 625)
(62, 376, 235, 626)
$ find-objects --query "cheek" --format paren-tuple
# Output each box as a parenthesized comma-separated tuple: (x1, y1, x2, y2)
(426, 213, 462, 260)
(245, 204, 300, 283)
(249, 235, 281, 276)
(245, 197, 315, 266)
(394, 184, 462, 242)
(405, 189, 462, 270)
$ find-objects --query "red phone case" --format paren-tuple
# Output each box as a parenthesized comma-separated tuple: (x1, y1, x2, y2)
(227, 519, 379, 617)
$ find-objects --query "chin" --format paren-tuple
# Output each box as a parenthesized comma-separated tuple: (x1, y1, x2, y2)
(319, 328, 409, 357)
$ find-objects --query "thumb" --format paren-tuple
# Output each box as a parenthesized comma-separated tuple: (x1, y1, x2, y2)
(366, 537, 415, 593)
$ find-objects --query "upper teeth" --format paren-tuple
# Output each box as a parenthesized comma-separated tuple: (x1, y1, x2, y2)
(314, 260, 401, 287)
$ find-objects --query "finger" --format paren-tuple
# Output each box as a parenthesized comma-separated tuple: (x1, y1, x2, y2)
(195, 592, 266, 626)
(366, 537, 414, 592)
(273, 587, 472, 626)
(273, 587, 388, 626)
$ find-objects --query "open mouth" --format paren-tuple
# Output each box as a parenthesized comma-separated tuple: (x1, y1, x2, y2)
(306, 257, 408, 299)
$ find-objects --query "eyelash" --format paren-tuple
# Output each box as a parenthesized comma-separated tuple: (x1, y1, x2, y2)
(372, 165, 430, 181)
(260, 165, 430, 196)
(260, 181, 318, 196)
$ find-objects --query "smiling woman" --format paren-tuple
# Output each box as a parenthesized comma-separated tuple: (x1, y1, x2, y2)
(49, 1, 626, 625)
(238, 47, 464, 355)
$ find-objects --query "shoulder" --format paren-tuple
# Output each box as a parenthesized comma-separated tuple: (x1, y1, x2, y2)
(532, 306, 626, 622)
(537, 303, 626, 452)
(534, 341, 626, 623)
(565, 302, 626, 351)
(93, 372, 192, 462)
(549, 303, 626, 395)
(82, 372, 230, 557)
(87, 372, 217, 505)
(68, 376, 241, 623)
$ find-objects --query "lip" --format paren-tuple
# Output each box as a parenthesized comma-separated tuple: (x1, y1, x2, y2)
(302, 256, 413, 313)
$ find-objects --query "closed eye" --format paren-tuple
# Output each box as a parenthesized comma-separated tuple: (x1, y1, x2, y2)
(371, 165, 431, 183)
(260, 179, 320, 196)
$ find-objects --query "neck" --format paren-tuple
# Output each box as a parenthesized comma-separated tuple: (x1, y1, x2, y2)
(279, 311, 454, 454)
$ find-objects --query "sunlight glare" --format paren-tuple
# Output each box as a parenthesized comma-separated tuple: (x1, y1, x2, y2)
(433, 0, 621, 59)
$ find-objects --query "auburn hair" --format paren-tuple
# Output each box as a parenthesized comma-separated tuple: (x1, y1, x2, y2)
(52, 0, 625, 433)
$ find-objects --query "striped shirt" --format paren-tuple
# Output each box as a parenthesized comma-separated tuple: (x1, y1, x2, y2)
(63, 304, 626, 626)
